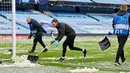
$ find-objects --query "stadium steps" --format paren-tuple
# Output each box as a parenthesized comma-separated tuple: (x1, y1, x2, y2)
(90, 0, 96, 3)
(42, 10, 54, 18)
(87, 14, 100, 22)
(85, 13, 113, 30)
(86, 14, 112, 25)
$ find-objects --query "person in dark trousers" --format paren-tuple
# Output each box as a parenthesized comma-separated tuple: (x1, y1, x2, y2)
(26, 17, 48, 53)
(113, 4, 130, 66)
(51, 19, 87, 61)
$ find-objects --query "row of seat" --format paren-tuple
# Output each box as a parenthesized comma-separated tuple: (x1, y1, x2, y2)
(49, 0, 130, 4)
(93, 0, 129, 4)
(48, 12, 113, 34)
(0, 12, 30, 34)
(0, 11, 114, 34)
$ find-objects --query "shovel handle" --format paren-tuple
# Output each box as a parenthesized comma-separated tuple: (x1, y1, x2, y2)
(35, 33, 54, 56)
(36, 43, 51, 56)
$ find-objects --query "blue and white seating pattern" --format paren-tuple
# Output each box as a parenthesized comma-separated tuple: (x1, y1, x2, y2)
(49, 12, 113, 34)
(49, 0, 130, 4)
(0, 10, 114, 34)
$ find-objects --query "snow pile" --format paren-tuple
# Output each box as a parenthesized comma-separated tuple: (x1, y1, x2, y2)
(120, 72, 130, 73)
(0, 55, 41, 67)
(69, 67, 99, 73)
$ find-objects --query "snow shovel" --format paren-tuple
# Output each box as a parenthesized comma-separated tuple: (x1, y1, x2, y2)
(27, 43, 51, 63)
(27, 32, 54, 62)
(98, 36, 111, 51)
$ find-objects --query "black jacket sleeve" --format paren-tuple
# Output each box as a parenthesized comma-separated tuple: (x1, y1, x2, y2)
(55, 24, 65, 42)
(32, 20, 47, 33)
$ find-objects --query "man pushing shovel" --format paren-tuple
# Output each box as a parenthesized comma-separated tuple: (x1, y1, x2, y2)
(26, 17, 48, 53)
(50, 19, 87, 61)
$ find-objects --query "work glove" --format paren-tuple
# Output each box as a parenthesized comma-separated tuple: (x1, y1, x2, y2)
(55, 41, 59, 47)
(51, 40, 59, 47)
(51, 40, 55, 44)
(28, 36, 31, 39)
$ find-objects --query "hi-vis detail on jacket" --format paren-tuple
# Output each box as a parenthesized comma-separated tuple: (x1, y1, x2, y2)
(113, 13, 130, 35)
(31, 30, 37, 34)
(115, 24, 129, 29)
(31, 30, 37, 37)
(29, 23, 37, 36)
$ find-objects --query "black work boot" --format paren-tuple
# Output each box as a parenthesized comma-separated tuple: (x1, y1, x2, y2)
(83, 49, 87, 57)
(114, 61, 121, 66)
(122, 58, 126, 63)
(58, 57, 65, 61)
(42, 48, 48, 52)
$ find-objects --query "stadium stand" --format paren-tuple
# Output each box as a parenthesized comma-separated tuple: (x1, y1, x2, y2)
(0, 9, 114, 34)
(53, 0, 92, 3)
(49, 0, 130, 4)
(93, 0, 128, 4)
(2, 0, 127, 35)
(0, 11, 30, 34)
(47, 12, 113, 34)
(0, 14, 29, 34)
(87, 13, 113, 30)
(0, 10, 56, 34)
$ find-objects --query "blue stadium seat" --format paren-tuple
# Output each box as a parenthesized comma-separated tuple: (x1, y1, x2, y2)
(93, 0, 128, 4)
(0, 11, 114, 34)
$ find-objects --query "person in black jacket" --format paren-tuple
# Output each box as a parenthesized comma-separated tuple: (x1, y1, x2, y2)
(112, 4, 130, 65)
(51, 19, 87, 61)
(26, 17, 48, 53)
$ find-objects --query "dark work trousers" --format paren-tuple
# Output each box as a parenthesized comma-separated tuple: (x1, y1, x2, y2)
(32, 34, 46, 52)
(116, 35, 128, 62)
(62, 35, 83, 57)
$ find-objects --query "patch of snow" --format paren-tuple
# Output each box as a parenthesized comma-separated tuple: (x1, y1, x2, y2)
(120, 72, 130, 73)
(0, 55, 41, 67)
(69, 67, 99, 73)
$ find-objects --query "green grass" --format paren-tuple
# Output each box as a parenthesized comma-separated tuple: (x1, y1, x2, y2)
(0, 36, 130, 73)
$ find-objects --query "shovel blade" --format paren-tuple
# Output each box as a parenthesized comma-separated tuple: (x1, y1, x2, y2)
(0, 61, 2, 64)
(27, 55, 39, 63)
(98, 36, 111, 51)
